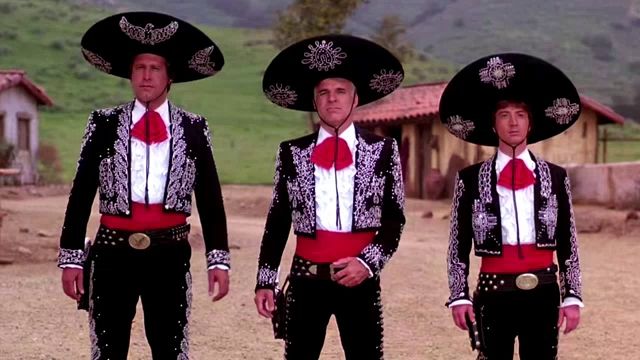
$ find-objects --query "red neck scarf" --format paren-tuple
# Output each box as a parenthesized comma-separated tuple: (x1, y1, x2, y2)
(497, 158, 535, 190)
(131, 110, 168, 144)
(311, 136, 353, 170)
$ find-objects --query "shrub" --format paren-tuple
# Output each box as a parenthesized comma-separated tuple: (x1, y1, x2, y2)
(0, 140, 15, 168)
(37, 142, 63, 184)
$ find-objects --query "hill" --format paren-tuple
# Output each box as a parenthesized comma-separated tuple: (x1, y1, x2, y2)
(91, 0, 640, 116)
(0, 0, 453, 182)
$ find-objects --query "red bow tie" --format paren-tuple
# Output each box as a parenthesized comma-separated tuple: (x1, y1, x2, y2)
(311, 136, 353, 170)
(131, 110, 168, 144)
(497, 158, 535, 190)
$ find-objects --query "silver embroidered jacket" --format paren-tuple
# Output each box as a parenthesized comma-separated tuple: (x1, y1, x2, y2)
(446, 152, 582, 305)
(58, 101, 230, 269)
(255, 127, 406, 290)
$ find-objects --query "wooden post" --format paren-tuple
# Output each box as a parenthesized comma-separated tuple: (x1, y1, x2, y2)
(602, 128, 608, 163)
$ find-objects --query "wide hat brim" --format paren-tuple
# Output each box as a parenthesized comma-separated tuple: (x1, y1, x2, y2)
(80, 12, 224, 83)
(262, 34, 404, 111)
(438, 53, 581, 146)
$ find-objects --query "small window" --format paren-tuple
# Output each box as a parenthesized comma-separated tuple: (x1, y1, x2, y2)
(18, 116, 30, 151)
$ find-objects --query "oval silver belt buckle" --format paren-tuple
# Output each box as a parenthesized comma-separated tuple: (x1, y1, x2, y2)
(128, 233, 151, 250)
(515, 273, 538, 290)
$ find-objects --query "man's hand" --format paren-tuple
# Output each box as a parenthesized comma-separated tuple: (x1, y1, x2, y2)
(255, 289, 275, 318)
(451, 304, 475, 331)
(332, 257, 369, 287)
(61, 267, 84, 301)
(557, 305, 580, 334)
(207, 268, 229, 301)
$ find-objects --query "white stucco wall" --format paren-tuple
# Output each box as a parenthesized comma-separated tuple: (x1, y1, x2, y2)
(0, 85, 40, 184)
(565, 161, 640, 209)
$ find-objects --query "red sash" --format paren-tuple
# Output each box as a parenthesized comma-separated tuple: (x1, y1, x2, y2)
(295, 230, 375, 263)
(100, 202, 187, 231)
(480, 245, 553, 273)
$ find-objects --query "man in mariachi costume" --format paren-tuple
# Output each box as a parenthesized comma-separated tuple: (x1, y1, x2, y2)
(440, 53, 584, 360)
(253, 34, 406, 359)
(57, 12, 230, 359)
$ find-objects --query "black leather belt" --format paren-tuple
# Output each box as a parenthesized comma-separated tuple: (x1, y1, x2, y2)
(476, 265, 558, 292)
(94, 223, 190, 250)
(289, 256, 345, 280)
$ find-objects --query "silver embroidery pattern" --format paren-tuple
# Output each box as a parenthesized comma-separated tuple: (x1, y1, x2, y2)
(265, 84, 298, 107)
(166, 107, 191, 213)
(188, 46, 217, 75)
(178, 272, 192, 360)
(373, 288, 385, 359)
(537, 158, 552, 199)
(99, 106, 130, 214)
(88, 261, 100, 360)
(560, 176, 582, 299)
(390, 141, 405, 209)
(538, 194, 558, 240)
(79, 119, 96, 157)
(206, 249, 231, 267)
(446, 115, 476, 139)
(353, 136, 385, 229)
(75, 117, 96, 173)
(257, 266, 279, 287)
(479, 56, 516, 89)
(268, 147, 283, 206)
(545, 98, 580, 125)
(119, 16, 179, 45)
(369, 69, 404, 94)
(98, 158, 116, 198)
(448, 174, 467, 302)
(361, 243, 391, 273)
(203, 123, 213, 149)
(81, 48, 112, 73)
(288, 143, 315, 234)
(57, 248, 85, 266)
(301, 40, 347, 71)
(472, 199, 498, 245)
(478, 157, 494, 204)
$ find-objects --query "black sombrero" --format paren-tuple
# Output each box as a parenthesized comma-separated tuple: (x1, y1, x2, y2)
(80, 11, 224, 83)
(439, 53, 581, 146)
(262, 34, 404, 111)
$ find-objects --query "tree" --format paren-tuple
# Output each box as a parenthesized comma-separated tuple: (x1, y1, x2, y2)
(272, 0, 368, 49)
(371, 15, 415, 63)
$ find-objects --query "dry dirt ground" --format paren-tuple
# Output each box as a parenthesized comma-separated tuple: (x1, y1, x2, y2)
(0, 185, 639, 359)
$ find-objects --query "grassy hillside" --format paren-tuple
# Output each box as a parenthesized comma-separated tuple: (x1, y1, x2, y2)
(0, 0, 454, 183)
(0, 0, 309, 183)
(96, 0, 640, 117)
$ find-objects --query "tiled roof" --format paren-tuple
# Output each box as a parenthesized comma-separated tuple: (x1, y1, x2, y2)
(352, 82, 624, 125)
(0, 69, 54, 106)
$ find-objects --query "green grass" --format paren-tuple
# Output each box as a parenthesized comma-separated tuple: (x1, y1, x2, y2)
(0, 0, 310, 184)
(0, 0, 457, 184)
(601, 122, 640, 162)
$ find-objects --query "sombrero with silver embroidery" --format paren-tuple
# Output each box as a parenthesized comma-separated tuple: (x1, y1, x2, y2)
(80, 11, 224, 83)
(438, 53, 581, 146)
(262, 34, 404, 111)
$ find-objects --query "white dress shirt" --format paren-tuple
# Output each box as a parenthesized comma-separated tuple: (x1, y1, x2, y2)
(130, 99, 171, 204)
(315, 124, 357, 232)
(314, 124, 372, 276)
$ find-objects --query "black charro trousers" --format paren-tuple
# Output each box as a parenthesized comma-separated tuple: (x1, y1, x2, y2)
(87, 240, 192, 360)
(474, 283, 560, 360)
(284, 276, 385, 360)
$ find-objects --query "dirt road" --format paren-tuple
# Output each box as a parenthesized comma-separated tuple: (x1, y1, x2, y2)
(0, 185, 638, 359)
